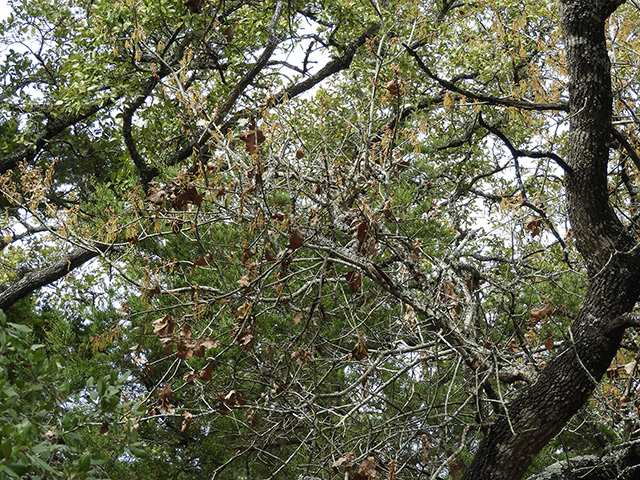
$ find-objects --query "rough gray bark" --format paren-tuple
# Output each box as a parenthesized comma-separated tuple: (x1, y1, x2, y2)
(526, 439, 640, 480)
(462, 1, 640, 478)
(0, 243, 110, 311)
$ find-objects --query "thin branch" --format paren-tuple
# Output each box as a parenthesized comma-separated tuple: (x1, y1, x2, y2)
(404, 44, 568, 112)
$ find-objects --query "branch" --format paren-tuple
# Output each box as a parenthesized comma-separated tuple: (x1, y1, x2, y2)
(122, 77, 161, 190)
(478, 114, 571, 172)
(0, 242, 111, 310)
(213, 0, 285, 124)
(166, 22, 380, 166)
(525, 438, 640, 480)
(404, 44, 568, 112)
(0, 100, 113, 174)
(612, 126, 640, 172)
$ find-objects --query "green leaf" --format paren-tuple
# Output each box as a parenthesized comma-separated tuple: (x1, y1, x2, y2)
(7, 322, 32, 334)
(77, 452, 91, 472)
(128, 443, 149, 458)
(1, 437, 12, 460)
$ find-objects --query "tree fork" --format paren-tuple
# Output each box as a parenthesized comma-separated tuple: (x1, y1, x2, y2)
(462, 1, 640, 478)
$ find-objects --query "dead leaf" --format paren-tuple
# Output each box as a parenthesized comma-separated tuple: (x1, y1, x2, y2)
(246, 408, 260, 427)
(234, 302, 252, 319)
(153, 315, 174, 336)
(183, 370, 199, 384)
(199, 363, 214, 381)
(353, 456, 377, 480)
(99, 421, 109, 435)
(545, 330, 555, 350)
(241, 248, 254, 264)
(346, 270, 362, 293)
(239, 127, 265, 155)
(292, 349, 313, 365)
(223, 25, 234, 42)
(351, 334, 368, 361)
(181, 412, 193, 433)
(507, 339, 521, 353)
(385, 79, 400, 97)
(148, 189, 167, 205)
(293, 312, 303, 325)
(525, 215, 543, 237)
(158, 384, 175, 414)
(448, 457, 464, 478)
(332, 453, 355, 473)
(530, 303, 551, 324)
(288, 228, 304, 250)
(193, 336, 220, 357)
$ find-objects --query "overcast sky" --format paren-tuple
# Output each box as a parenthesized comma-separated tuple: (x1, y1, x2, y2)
(0, 1, 8, 21)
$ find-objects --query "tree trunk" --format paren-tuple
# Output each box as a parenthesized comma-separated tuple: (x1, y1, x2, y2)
(462, 1, 640, 478)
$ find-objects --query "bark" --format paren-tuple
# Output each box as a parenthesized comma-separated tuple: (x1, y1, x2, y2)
(462, 1, 640, 479)
(526, 439, 640, 480)
(0, 243, 110, 311)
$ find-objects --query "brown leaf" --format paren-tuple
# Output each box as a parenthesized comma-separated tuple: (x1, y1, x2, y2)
(148, 189, 167, 205)
(199, 363, 214, 381)
(193, 336, 220, 357)
(354, 218, 368, 245)
(292, 348, 314, 365)
(288, 228, 304, 250)
(412, 238, 421, 261)
(153, 315, 174, 336)
(351, 334, 368, 361)
(241, 248, 254, 264)
(181, 412, 193, 433)
(382, 198, 395, 221)
(448, 457, 464, 478)
(183, 370, 199, 384)
(193, 253, 213, 268)
(353, 456, 377, 480)
(173, 186, 204, 210)
(234, 302, 252, 319)
(545, 330, 555, 350)
(264, 247, 276, 262)
(296, 149, 304, 159)
(99, 421, 109, 435)
(346, 270, 362, 293)
(237, 274, 251, 288)
(293, 312, 303, 325)
(146, 285, 162, 297)
(525, 215, 543, 237)
(158, 384, 175, 413)
(332, 454, 355, 473)
(530, 303, 551, 324)
(246, 408, 260, 427)
(158, 384, 173, 401)
(385, 79, 400, 97)
(236, 329, 255, 351)
(239, 128, 265, 155)
(223, 25, 234, 42)
(507, 339, 521, 353)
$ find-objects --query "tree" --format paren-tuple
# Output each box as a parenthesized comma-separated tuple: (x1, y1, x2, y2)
(1, 0, 640, 479)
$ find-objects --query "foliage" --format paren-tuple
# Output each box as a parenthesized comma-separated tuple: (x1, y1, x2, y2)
(1, 0, 640, 479)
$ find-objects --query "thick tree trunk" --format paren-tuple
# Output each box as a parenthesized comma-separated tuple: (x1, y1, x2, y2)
(462, 1, 640, 479)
